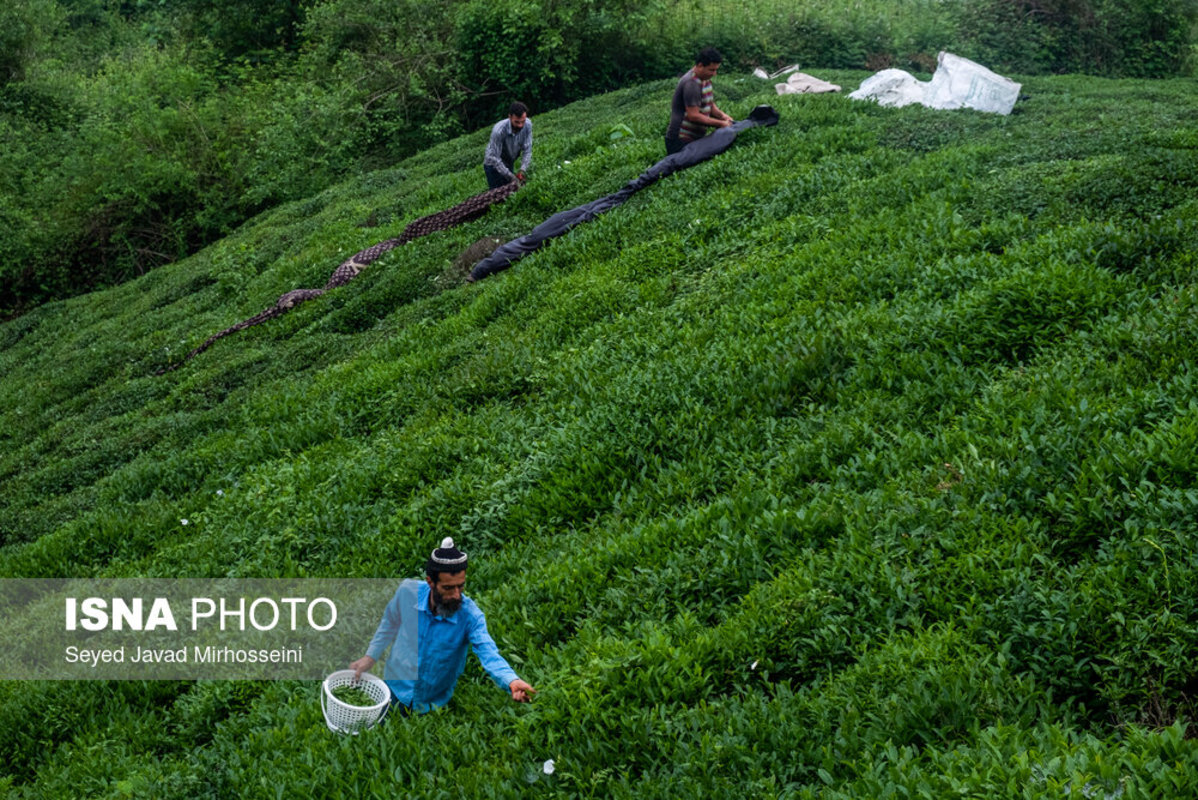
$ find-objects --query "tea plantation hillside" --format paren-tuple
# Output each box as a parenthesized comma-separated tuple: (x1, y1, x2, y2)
(2, 71, 1197, 797)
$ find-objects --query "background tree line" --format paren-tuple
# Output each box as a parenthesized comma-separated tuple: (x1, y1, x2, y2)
(2, 0, 1195, 316)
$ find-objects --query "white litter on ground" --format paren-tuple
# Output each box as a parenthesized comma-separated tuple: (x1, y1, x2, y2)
(753, 65, 802, 81)
(755, 66, 842, 95)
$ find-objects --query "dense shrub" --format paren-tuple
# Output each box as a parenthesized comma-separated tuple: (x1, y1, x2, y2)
(957, 0, 1198, 76)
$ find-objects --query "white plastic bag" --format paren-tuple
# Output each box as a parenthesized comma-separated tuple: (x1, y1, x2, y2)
(924, 52, 1021, 114)
(849, 52, 1021, 115)
(848, 69, 927, 108)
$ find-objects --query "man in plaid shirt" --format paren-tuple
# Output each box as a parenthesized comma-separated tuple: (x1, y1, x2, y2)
(483, 101, 533, 189)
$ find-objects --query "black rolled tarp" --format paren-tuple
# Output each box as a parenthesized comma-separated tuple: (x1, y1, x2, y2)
(469, 105, 780, 282)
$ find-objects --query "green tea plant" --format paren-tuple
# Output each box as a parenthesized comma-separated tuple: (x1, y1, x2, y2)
(1, 70, 1197, 798)
(330, 685, 379, 708)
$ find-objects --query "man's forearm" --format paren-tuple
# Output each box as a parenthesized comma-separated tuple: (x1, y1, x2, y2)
(685, 110, 728, 128)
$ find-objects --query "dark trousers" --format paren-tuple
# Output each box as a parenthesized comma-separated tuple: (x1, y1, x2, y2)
(664, 134, 691, 155)
(484, 164, 512, 190)
(382, 696, 411, 722)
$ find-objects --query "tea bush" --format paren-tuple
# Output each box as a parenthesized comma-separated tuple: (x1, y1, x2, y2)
(2, 71, 1198, 797)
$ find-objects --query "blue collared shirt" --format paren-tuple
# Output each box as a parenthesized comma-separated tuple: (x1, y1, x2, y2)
(366, 579, 519, 713)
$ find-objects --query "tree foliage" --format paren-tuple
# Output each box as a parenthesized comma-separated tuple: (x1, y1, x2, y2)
(955, 0, 1198, 75)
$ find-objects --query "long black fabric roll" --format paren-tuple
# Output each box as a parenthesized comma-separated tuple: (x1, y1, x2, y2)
(470, 105, 780, 282)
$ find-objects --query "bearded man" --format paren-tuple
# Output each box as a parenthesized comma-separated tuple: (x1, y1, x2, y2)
(483, 101, 533, 189)
(350, 538, 535, 714)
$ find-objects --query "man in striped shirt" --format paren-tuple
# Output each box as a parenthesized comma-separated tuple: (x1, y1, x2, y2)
(483, 101, 533, 189)
(665, 47, 734, 155)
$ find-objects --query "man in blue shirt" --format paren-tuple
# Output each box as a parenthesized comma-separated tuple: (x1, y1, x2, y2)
(350, 537, 534, 714)
(483, 101, 533, 189)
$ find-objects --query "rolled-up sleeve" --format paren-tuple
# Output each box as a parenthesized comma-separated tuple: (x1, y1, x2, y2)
(365, 586, 403, 662)
(467, 607, 519, 690)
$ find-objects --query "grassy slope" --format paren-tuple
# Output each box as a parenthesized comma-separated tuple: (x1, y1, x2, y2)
(2, 71, 1197, 797)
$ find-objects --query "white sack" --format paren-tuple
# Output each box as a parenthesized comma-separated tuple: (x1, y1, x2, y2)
(849, 52, 1021, 115)
(847, 68, 927, 107)
(924, 52, 1021, 114)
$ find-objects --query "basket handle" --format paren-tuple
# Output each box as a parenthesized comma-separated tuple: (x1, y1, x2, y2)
(377, 694, 391, 725)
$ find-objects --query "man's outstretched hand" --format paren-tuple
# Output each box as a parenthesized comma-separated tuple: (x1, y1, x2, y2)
(509, 679, 536, 702)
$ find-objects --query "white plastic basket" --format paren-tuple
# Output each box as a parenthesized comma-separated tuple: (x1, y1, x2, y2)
(320, 670, 391, 734)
